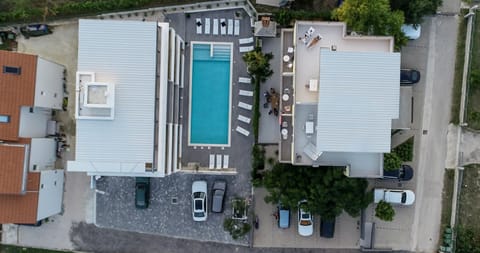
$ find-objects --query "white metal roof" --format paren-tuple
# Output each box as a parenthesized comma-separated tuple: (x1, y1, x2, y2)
(69, 19, 157, 174)
(315, 49, 400, 153)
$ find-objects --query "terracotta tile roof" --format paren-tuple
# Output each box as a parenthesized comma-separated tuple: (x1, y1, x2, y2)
(0, 142, 29, 194)
(0, 193, 39, 224)
(0, 172, 40, 224)
(0, 50, 37, 141)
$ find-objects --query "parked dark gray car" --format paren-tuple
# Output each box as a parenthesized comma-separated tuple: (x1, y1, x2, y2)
(400, 69, 421, 85)
(135, 177, 150, 209)
(383, 165, 414, 181)
(320, 217, 335, 238)
(211, 180, 226, 213)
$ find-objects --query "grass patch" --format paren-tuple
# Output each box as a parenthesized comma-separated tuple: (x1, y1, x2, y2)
(466, 13, 480, 129)
(457, 164, 480, 252)
(451, 10, 468, 124)
(440, 169, 455, 236)
(458, 165, 480, 234)
(392, 137, 414, 162)
(0, 244, 70, 253)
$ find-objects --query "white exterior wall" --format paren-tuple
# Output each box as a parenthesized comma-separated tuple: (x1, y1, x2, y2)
(34, 58, 64, 110)
(29, 138, 56, 171)
(36, 170, 64, 221)
(18, 106, 51, 138)
(156, 22, 170, 177)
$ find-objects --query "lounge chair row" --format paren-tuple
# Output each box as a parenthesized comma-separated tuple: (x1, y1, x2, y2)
(238, 77, 251, 84)
(196, 18, 240, 36)
(209, 154, 229, 169)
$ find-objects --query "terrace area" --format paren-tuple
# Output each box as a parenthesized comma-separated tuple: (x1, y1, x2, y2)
(278, 21, 399, 177)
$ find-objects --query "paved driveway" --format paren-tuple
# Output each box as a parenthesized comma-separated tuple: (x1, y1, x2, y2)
(71, 222, 375, 253)
(253, 188, 361, 248)
(95, 173, 250, 245)
(409, 13, 460, 253)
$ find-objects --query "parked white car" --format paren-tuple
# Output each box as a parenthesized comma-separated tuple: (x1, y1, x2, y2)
(401, 24, 421, 40)
(374, 188, 415, 205)
(192, 180, 208, 221)
(297, 200, 313, 236)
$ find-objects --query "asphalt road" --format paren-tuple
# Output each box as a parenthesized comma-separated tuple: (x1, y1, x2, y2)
(409, 12, 460, 253)
(71, 222, 408, 253)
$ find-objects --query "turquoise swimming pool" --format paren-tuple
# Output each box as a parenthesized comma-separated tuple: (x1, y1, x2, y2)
(189, 43, 232, 146)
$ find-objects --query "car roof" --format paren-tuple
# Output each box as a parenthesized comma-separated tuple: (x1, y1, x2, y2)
(279, 209, 290, 228)
(320, 218, 335, 238)
(401, 24, 421, 39)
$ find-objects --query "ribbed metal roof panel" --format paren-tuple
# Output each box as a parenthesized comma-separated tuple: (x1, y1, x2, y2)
(316, 49, 400, 153)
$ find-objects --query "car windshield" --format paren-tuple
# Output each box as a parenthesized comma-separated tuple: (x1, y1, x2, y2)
(401, 192, 407, 203)
(194, 211, 205, 217)
(194, 199, 203, 210)
(301, 213, 310, 219)
(193, 192, 205, 198)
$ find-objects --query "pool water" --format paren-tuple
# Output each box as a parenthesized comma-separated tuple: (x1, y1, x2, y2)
(189, 43, 232, 145)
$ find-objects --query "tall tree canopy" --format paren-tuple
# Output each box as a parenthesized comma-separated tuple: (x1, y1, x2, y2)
(332, 0, 407, 50)
(390, 0, 442, 25)
(262, 164, 372, 221)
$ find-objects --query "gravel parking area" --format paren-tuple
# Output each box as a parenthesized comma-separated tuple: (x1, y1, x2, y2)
(95, 172, 251, 245)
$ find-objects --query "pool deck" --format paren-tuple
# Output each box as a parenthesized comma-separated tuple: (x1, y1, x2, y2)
(167, 9, 255, 175)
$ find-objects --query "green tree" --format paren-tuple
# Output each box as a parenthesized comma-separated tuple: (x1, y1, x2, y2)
(390, 0, 442, 25)
(375, 200, 395, 221)
(262, 164, 372, 220)
(242, 50, 274, 83)
(383, 153, 402, 171)
(332, 0, 407, 50)
(275, 9, 293, 27)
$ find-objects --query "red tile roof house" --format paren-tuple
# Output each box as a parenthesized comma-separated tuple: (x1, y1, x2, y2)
(0, 50, 65, 225)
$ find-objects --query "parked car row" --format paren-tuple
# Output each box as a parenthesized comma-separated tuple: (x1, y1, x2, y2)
(134, 178, 227, 222)
(191, 180, 227, 221)
(277, 201, 335, 238)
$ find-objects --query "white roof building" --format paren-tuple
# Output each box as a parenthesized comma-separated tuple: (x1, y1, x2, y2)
(68, 19, 185, 177)
(278, 21, 400, 177)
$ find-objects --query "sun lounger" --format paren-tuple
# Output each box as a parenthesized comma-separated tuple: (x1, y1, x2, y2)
(239, 90, 254, 97)
(228, 19, 233, 35)
(220, 18, 226, 35)
(216, 154, 222, 169)
(223, 155, 229, 169)
(234, 19, 240, 36)
(238, 102, 252, 110)
(236, 126, 250, 136)
(209, 154, 215, 169)
(239, 37, 254, 45)
(196, 18, 202, 34)
(213, 19, 219, 35)
(204, 18, 210, 34)
(238, 115, 251, 124)
(238, 77, 251, 84)
(239, 46, 254, 53)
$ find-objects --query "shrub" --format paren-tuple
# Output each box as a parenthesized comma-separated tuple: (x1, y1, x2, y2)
(393, 137, 414, 162)
(223, 218, 251, 240)
(383, 153, 402, 171)
(375, 200, 395, 221)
